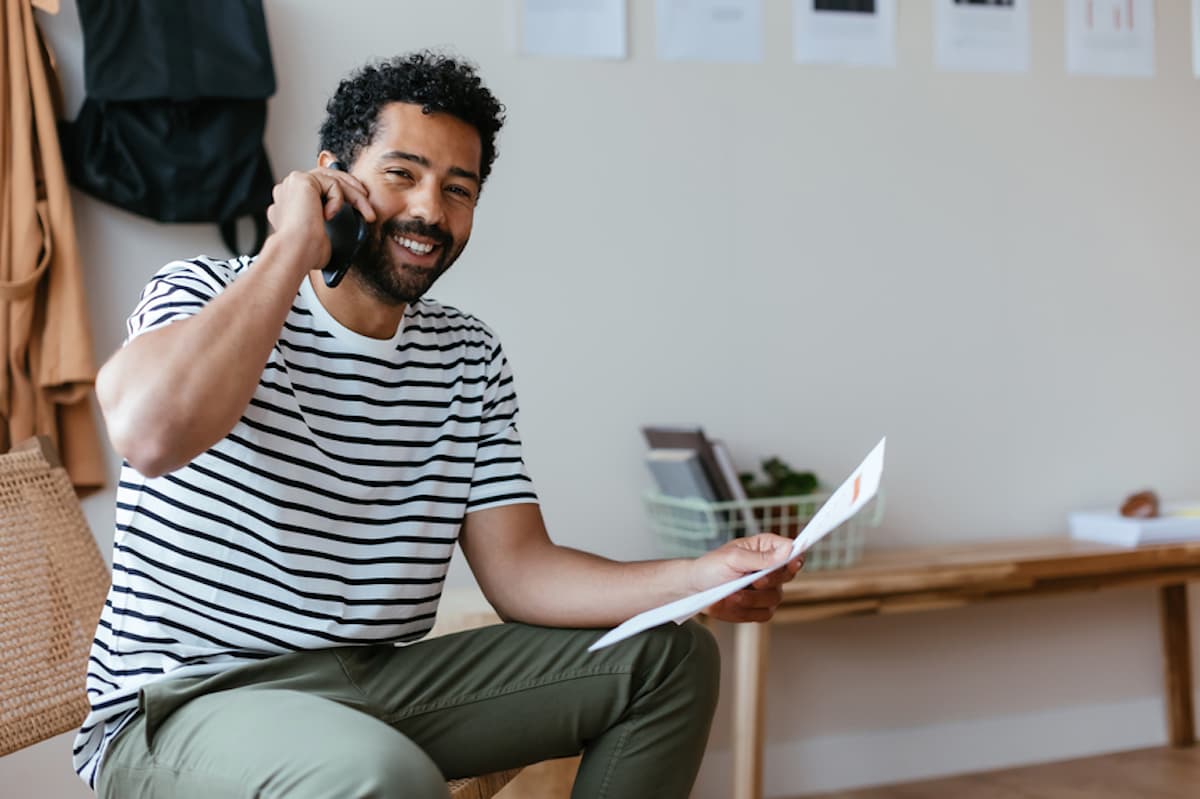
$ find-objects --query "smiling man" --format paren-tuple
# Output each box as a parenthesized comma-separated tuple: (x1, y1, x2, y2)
(75, 52, 803, 799)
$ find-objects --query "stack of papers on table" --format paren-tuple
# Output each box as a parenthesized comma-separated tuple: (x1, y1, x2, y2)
(1069, 505, 1200, 547)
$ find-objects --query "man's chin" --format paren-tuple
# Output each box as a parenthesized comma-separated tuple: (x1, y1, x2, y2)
(352, 248, 454, 304)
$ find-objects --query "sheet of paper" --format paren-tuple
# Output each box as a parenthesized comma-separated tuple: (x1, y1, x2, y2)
(935, 0, 1030, 74)
(1065, 0, 1155, 78)
(520, 0, 628, 60)
(793, 0, 897, 68)
(589, 437, 886, 652)
(1193, 0, 1200, 78)
(655, 0, 764, 63)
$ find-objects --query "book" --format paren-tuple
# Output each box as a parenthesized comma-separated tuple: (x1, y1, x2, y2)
(645, 448, 719, 502)
(711, 439, 761, 537)
(1068, 505, 1200, 547)
(640, 425, 737, 502)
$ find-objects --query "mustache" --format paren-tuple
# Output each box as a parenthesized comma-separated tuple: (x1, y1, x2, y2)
(381, 218, 453, 248)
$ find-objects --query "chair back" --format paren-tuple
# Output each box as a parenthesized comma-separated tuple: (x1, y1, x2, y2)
(0, 436, 108, 756)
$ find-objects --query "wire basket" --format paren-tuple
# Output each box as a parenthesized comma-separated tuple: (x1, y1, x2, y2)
(643, 491, 883, 570)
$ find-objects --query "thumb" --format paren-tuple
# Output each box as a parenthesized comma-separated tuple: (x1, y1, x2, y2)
(726, 539, 792, 575)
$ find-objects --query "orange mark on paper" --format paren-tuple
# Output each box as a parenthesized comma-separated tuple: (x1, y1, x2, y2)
(852, 474, 861, 504)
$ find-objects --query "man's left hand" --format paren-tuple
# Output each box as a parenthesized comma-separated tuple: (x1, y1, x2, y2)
(691, 534, 805, 623)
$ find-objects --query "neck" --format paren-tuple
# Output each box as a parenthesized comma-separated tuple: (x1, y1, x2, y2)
(307, 272, 407, 339)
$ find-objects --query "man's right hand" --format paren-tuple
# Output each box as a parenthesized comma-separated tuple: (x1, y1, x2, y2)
(97, 162, 378, 478)
(265, 165, 377, 274)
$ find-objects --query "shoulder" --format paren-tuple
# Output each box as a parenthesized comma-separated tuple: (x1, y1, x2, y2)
(410, 297, 500, 348)
(146, 254, 254, 292)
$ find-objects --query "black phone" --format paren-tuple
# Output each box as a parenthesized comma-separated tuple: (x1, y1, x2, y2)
(321, 162, 367, 288)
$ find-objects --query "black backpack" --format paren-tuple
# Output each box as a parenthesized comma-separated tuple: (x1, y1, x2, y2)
(59, 0, 276, 256)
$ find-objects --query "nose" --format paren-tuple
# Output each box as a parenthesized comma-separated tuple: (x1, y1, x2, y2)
(406, 178, 446, 228)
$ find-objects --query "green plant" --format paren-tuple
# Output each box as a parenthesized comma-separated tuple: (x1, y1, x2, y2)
(739, 457, 819, 499)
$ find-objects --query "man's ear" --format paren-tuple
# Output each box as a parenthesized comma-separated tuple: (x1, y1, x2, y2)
(318, 150, 339, 169)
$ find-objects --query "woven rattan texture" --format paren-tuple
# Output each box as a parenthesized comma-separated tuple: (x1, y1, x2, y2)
(447, 768, 522, 798)
(0, 442, 109, 756)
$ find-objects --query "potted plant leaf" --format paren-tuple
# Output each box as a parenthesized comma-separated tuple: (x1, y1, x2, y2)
(739, 457, 820, 539)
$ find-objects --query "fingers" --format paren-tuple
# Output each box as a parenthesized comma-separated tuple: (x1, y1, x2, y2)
(751, 554, 805, 589)
(723, 534, 793, 573)
(731, 586, 782, 610)
(706, 591, 781, 624)
(315, 166, 376, 223)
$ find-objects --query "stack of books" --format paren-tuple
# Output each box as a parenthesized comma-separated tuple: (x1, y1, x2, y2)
(641, 425, 760, 537)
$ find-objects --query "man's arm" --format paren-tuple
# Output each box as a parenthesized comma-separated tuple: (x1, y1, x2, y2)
(459, 502, 803, 628)
(96, 169, 375, 477)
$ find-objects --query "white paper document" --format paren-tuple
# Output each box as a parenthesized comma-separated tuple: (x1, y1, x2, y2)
(794, 0, 897, 68)
(1066, 0, 1155, 78)
(655, 0, 764, 63)
(1193, 0, 1200, 78)
(589, 437, 886, 652)
(520, 0, 628, 60)
(935, 0, 1030, 74)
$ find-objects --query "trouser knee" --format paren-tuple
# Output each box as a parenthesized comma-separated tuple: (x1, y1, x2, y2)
(636, 619, 721, 720)
(323, 741, 450, 799)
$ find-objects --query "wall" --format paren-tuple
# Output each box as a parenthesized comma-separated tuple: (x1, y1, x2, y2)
(4, 1, 1200, 797)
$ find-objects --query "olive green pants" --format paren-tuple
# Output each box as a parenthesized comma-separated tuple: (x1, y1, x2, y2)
(97, 620, 719, 798)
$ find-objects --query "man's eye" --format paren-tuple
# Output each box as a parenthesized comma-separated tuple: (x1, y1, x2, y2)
(387, 169, 414, 180)
(446, 185, 473, 199)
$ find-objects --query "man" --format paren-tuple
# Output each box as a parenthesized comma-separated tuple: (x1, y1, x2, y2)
(75, 51, 802, 798)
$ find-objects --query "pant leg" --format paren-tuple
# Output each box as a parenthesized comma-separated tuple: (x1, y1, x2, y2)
(334, 620, 721, 799)
(97, 687, 450, 799)
(97, 647, 451, 799)
(97, 619, 720, 799)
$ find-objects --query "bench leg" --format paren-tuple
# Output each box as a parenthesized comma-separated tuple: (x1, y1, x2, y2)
(1158, 583, 1195, 747)
(733, 621, 770, 799)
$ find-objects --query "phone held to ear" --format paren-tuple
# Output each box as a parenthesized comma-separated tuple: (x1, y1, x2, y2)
(322, 161, 367, 288)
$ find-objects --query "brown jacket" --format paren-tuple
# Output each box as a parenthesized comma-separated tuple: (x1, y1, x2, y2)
(1, 0, 105, 493)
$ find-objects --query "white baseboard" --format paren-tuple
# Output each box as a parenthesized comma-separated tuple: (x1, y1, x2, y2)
(694, 695, 1172, 798)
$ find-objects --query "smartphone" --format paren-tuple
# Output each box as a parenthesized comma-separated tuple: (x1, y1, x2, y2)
(322, 162, 367, 288)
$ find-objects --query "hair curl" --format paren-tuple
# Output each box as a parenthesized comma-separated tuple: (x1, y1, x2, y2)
(319, 51, 506, 186)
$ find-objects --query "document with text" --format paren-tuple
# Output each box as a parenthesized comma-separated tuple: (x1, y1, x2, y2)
(589, 437, 886, 652)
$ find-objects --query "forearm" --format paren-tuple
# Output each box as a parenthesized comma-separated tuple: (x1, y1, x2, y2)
(97, 234, 317, 476)
(486, 544, 697, 628)
(463, 504, 799, 629)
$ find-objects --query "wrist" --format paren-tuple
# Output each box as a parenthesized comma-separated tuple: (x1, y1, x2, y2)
(260, 227, 328, 277)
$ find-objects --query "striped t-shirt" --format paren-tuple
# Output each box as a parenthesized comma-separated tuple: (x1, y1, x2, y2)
(73, 255, 538, 788)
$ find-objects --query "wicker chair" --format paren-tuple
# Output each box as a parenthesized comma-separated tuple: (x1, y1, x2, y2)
(0, 437, 520, 798)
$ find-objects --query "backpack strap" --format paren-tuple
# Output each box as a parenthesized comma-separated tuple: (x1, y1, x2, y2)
(219, 210, 269, 257)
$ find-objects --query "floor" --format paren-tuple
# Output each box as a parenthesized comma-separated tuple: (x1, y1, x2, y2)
(800, 746, 1200, 799)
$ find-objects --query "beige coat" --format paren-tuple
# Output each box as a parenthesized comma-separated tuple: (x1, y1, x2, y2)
(1, 0, 105, 493)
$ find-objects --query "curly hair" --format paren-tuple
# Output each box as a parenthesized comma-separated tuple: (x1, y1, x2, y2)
(319, 51, 506, 186)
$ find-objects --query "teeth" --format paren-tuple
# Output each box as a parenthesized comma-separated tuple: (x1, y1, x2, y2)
(396, 236, 434, 255)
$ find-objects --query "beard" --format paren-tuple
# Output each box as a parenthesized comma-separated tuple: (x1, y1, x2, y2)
(350, 218, 466, 305)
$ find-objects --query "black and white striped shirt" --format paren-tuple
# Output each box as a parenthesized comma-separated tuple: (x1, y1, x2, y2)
(73, 255, 537, 787)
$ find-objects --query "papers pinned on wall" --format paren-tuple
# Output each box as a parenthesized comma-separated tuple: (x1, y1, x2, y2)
(1193, 0, 1200, 78)
(655, 0, 764, 63)
(519, 0, 628, 60)
(935, 0, 1030, 74)
(793, 0, 897, 68)
(1066, 0, 1155, 77)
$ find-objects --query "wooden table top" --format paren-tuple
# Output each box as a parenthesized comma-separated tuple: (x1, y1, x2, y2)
(784, 536, 1200, 605)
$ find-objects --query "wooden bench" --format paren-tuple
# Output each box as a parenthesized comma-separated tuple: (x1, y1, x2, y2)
(724, 537, 1200, 799)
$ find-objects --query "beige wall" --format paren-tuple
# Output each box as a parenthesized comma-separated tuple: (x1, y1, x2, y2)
(5, 1, 1200, 797)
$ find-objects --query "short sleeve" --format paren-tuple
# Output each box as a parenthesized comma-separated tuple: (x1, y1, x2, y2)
(466, 337, 538, 512)
(125, 257, 243, 343)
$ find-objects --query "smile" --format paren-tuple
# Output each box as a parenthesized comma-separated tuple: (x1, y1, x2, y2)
(393, 235, 437, 255)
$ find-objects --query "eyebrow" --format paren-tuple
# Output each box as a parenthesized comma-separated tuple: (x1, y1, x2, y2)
(379, 150, 480, 185)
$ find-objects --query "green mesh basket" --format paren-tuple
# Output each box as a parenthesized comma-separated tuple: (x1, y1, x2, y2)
(643, 491, 883, 570)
